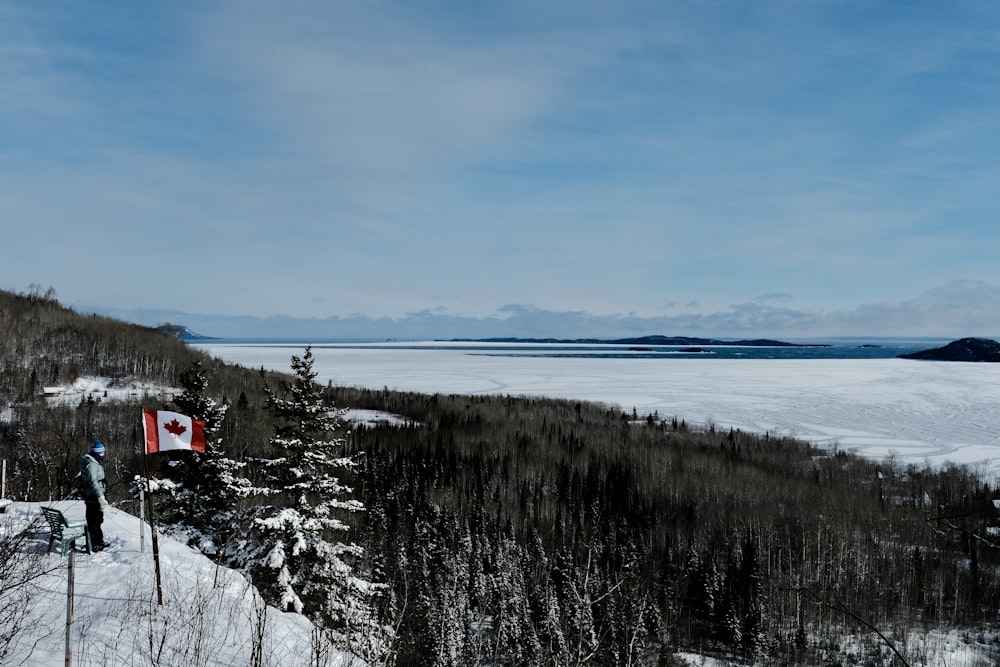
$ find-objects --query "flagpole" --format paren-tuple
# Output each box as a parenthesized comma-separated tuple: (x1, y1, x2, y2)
(142, 407, 205, 606)
(142, 451, 164, 606)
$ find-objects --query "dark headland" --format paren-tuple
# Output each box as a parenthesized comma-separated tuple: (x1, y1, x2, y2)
(898, 337, 1000, 362)
(156, 323, 219, 341)
(448, 335, 829, 347)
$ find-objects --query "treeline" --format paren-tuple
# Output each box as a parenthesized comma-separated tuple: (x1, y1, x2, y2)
(0, 286, 192, 398)
(332, 387, 1000, 665)
(1, 287, 998, 665)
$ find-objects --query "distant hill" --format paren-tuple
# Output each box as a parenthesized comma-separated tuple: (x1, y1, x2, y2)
(155, 322, 217, 341)
(898, 337, 1000, 362)
(448, 335, 829, 347)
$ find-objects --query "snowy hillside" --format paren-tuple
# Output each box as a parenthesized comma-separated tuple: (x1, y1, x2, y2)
(0, 501, 363, 667)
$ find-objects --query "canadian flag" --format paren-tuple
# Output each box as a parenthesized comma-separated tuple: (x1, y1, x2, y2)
(142, 409, 207, 454)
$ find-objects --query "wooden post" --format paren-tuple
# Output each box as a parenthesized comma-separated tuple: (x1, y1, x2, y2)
(65, 548, 75, 667)
(143, 454, 163, 605)
(138, 487, 146, 554)
(0, 460, 9, 514)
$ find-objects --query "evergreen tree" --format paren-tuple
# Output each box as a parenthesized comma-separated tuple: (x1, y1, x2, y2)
(148, 361, 251, 553)
(231, 346, 370, 649)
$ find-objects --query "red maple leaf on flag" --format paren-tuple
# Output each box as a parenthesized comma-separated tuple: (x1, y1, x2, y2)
(163, 419, 188, 436)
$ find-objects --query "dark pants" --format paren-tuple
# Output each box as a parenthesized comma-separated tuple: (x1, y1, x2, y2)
(84, 498, 104, 547)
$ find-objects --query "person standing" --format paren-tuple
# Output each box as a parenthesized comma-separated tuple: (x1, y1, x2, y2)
(79, 440, 111, 552)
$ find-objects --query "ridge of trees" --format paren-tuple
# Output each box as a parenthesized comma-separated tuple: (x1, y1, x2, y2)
(334, 387, 999, 665)
(1, 286, 998, 665)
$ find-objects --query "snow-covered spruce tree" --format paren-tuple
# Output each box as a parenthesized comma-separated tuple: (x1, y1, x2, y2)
(233, 346, 372, 650)
(145, 361, 252, 553)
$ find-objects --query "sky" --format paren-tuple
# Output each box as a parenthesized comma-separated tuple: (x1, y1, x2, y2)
(2, 0, 998, 339)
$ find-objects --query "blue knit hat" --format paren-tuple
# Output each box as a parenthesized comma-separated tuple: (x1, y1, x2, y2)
(91, 440, 106, 456)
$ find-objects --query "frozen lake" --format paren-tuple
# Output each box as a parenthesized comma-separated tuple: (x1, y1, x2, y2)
(196, 342, 1000, 479)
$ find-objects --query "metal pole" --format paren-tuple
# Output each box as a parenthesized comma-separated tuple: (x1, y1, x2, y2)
(65, 548, 74, 667)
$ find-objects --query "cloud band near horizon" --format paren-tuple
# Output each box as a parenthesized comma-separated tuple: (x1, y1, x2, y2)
(79, 280, 999, 341)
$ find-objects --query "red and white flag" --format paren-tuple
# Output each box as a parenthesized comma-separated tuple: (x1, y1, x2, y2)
(143, 409, 207, 454)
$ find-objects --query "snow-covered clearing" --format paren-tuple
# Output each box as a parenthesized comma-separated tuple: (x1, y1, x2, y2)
(674, 626, 1000, 667)
(197, 343, 1000, 480)
(32, 377, 410, 428)
(0, 501, 361, 666)
(341, 409, 416, 428)
(43, 376, 178, 406)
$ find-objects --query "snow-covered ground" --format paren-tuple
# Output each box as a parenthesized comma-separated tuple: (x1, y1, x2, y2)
(0, 501, 361, 667)
(43, 376, 178, 406)
(341, 408, 417, 428)
(676, 630, 1000, 667)
(197, 343, 1000, 480)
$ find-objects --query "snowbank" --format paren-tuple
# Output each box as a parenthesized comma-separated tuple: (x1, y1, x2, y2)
(0, 501, 363, 666)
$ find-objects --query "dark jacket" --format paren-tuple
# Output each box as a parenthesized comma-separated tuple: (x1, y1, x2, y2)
(79, 453, 106, 500)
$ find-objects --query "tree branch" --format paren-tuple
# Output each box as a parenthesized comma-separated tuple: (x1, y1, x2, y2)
(791, 586, 910, 667)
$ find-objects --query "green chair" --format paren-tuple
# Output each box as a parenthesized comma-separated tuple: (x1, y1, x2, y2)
(40, 506, 92, 556)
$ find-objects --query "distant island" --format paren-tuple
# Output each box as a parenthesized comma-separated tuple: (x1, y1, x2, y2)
(898, 337, 1000, 362)
(446, 335, 829, 347)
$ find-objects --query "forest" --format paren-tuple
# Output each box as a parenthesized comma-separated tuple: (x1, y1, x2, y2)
(0, 286, 998, 666)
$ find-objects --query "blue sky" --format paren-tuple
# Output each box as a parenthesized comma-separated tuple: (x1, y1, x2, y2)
(2, 0, 998, 338)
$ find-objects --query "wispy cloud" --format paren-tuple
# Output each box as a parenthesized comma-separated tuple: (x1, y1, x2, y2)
(1, 1, 997, 326)
(194, 2, 565, 208)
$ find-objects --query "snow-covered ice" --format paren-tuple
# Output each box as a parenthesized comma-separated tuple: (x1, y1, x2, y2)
(197, 343, 1000, 479)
